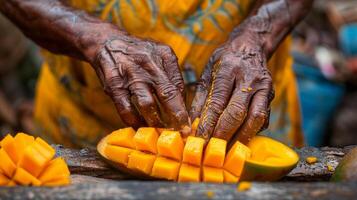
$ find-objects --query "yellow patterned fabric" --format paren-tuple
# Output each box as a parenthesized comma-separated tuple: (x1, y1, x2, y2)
(34, 0, 303, 148)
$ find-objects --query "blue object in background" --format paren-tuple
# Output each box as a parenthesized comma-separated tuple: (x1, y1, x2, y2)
(293, 52, 345, 147)
(340, 23, 357, 57)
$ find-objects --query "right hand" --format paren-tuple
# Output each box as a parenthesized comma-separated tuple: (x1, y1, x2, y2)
(88, 31, 190, 133)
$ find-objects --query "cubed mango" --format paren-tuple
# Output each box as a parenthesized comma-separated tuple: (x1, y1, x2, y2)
(134, 128, 159, 153)
(13, 167, 41, 186)
(39, 157, 70, 183)
(182, 136, 205, 166)
(151, 157, 180, 180)
(127, 151, 156, 174)
(202, 167, 224, 183)
(1, 135, 19, 163)
(0, 173, 9, 186)
(223, 141, 251, 177)
(104, 145, 134, 165)
(157, 131, 184, 161)
(0, 148, 16, 177)
(178, 163, 200, 182)
(223, 170, 239, 183)
(107, 127, 136, 148)
(203, 138, 227, 167)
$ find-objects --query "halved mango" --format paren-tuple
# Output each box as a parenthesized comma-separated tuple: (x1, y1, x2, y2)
(202, 167, 224, 183)
(224, 140, 251, 177)
(178, 163, 200, 182)
(151, 157, 180, 180)
(182, 136, 205, 166)
(104, 145, 134, 165)
(133, 128, 159, 153)
(107, 127, 136, 148)
(127, 151, 156, 174)
(39, 157, 70, 183)
(0, 148, 16, 177)
(13, 167, 41, 186)
(223, 170, 239, 183)
(203, 138, 227, 167)
(157, 131, 184, 161)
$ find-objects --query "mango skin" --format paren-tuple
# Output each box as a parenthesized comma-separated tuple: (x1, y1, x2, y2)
(240, 161, 297, 181)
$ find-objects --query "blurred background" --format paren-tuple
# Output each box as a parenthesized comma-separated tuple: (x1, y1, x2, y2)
(0, 0, 356, 147)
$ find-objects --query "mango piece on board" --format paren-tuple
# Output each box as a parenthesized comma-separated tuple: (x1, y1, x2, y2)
(182, 136, 205, 166)
(223, 170, 239, 183)
(224, 141, 251, 177)
(39, 157, 70, 183)
(133, 128, 159, 153)
(151, 157, 180, 181)
(178, 163, 200, 182)
(157, 131, 184, 161)
(203, 138, 227, 167)
(104, 145, 134, 165)
(44, 178, 70, 186)
(13, 167, 41, 186)
(0, 148, 16, 177)
(107, 127, 136, 148)
(127, 151, 156, 174)
(202, 167, 224, 183)
(0, 173, 10, 186)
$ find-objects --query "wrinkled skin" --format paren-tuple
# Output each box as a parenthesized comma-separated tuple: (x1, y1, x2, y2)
(191, 0, 313, 145)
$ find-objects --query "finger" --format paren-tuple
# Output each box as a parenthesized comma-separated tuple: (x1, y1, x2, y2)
(234, 87, 273, 145)
(158, 45, 185, 95)
(195, 61, 235, 141)
(129, 81, 164, 127)
(212, 86, 254, 141)
(139, 55, 191, 135)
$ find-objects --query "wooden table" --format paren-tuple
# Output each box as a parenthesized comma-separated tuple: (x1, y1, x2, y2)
(0, 145, 355, 200)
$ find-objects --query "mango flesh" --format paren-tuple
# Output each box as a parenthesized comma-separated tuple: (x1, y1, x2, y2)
(0, 133, 71, 186)
(97, 126, 299, 182)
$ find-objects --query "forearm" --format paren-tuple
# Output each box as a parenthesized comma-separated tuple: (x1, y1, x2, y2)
(0, 0, 126, 62)
(230, 0, 313, 58)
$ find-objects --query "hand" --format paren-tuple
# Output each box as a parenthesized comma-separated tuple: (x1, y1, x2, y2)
(88, 31, 190, 133)
(190, 35, 274, 145)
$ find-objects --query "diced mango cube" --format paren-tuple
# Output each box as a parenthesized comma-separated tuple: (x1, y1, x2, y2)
(0, 148, 16, 177)
(43, 177, 70, 186)
(178, 163, 200, 182)
(18, 141, 54, 177)
(107, 127, 136, 148)
(223, 141, 251, 177)
(14, 133, 35, 161)
(7, 180, 16, 186)
(191, 118, 200, 135)
(223, 170, 239, 183)
(156, 128, 174, 134)
(182, 136, 205, 166)
(203, 138, 227, 167)
(34, 137, 56, 159)
(1, 135, 19, 163)
(202, 167, 224, 183)
(104, 145, 134, 165)
(134, 128, 159, 153)
(13, 167, 41, 186)
(157, 131, 184, 161)
(39, 157, 70, 183)
(127, 151, 156, 174)
(0, 173, 9, 186)
(151, 157, 180, 180)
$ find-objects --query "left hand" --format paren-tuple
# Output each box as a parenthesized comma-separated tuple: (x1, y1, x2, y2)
(190, 34, 274, 145)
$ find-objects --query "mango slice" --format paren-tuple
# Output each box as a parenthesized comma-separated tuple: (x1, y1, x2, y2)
(157, 131, 184, 161)
(0, 148, 16, 177)
(133, 128, 159, 153)
(104, 145, 134, 165)
(178, 163, 200, 182)
(223, 170, 239, 183)
(182, 136, 205, 166)
(191, 118, 200, 135)
(0, 173, 9, 185)
(202, 167, 224, 183)
(151, 157, 180, 180)
(203, 138, 227, 167)
(107, 127, 136, 148)
(127, 151, 156, 174)
(39, 158, 70, 183)
(1, 135, 19, 163)
(13, 167, 41, 186)
(14, 133, 35, 161)
(224, 140, 251, 177)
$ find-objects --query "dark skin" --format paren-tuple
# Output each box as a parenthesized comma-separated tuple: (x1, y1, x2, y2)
(0, 0, 312, 144)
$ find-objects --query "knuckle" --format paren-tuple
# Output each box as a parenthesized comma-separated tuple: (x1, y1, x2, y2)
(157, 83, 179, 101)
(227, 102, 247, 121)
(137, 99, 155, 109)
(251, 110, 268, 121)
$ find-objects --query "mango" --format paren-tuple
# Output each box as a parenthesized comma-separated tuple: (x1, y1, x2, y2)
(203, 138, 227, 167)
(0, 133, 71, 186)
(202, 167, 224, 183)
(182, 136, 205, 166)
(127, 151, 156, 174)
(151, 157, 180, 180)
(178, 163, 200, 182)
(157, 131, 184, 161)
(107, 127, 136, 148)
(104, 145, 134, 165)
(223, 140, 251, 177)
(133, 128, 159, 153)
(223, 170, 239, 183)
